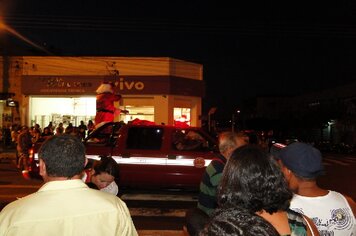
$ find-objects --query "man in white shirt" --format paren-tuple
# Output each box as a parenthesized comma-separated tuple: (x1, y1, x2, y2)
(278, 142, 356, 236)
(0, 134, 137, 236)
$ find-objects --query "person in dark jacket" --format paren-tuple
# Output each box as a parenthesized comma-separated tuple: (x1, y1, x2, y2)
(185, 131, 249, 236)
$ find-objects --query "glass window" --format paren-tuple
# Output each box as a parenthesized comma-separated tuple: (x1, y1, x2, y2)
(30, 97, 96, 128)
(172, 129, 209, 152)
(174, 107, 191, 126)
(121, 106, 154, 123)
(126, 127, 163, 150)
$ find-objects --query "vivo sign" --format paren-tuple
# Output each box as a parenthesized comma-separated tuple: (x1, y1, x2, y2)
(114, 78, 145, 91)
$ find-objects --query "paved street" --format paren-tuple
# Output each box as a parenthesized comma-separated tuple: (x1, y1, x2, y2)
(0, 151, 355, 235)
(318, 154, 356, 200)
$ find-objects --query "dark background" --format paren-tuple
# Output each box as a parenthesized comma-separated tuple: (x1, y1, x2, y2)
(2, 1, 356, 118)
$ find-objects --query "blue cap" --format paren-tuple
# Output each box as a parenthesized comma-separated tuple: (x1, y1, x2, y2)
(279, 142, 324, 178)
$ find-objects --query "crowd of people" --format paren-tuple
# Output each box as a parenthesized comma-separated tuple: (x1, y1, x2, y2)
(0, 127, 355, 235)
(1, 120, 95, 173)
(185, 131, 355, 236)
(0, 134, 137, 235)
(6, 121, 95, 144)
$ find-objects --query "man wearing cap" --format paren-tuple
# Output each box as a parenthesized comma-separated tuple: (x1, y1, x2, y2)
(278, 142, 356, 235)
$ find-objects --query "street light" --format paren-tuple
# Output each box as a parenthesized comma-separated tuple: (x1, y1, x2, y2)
(0, 20, 52, 55)
(232, 109, 241, 133)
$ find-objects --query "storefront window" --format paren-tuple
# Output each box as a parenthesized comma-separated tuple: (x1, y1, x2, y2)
(29, 97, 155, 129)
(122, 106, 154, 123)
(174, 107, 191, 126)
(30, 97, 96, 129)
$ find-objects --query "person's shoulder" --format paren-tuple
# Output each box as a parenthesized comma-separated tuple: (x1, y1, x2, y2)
(74, 189, 131, 215)
(341, 193, 356, 215)
(210, 155, 226, 167)
(97, 191, 129, 209)
(322, 190, 356, 216)
(0, 192, 37, 214)
(329, 190, 354, 202)
(86, 187, 123, 202)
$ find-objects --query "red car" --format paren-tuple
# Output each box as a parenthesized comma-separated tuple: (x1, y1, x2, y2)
(28, 122, 219, 190)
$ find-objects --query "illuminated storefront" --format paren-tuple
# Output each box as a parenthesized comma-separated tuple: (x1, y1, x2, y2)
(10, 56, 204, 128)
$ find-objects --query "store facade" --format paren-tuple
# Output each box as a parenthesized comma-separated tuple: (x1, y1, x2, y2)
(2, 56, 204, 129)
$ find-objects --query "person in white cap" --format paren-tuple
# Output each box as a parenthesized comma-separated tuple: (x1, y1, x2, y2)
(278, 142, 356, 236)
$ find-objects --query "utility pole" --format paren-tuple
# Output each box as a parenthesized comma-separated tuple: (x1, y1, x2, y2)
(208, 107, 217, 133)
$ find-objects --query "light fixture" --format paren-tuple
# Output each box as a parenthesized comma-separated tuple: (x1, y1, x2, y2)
(6, 98, 18, 107)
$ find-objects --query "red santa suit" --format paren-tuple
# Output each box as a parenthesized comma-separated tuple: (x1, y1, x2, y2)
(94, 83, 122, 127)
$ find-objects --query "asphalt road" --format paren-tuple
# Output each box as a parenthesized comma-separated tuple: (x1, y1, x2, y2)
(317, 154, 356, 200)
(0, 152, 355, 235)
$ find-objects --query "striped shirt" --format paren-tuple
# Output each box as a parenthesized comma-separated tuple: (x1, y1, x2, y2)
(197, 154, 226, 216)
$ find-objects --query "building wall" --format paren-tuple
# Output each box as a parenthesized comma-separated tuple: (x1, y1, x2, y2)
(0, 57, 22, 127)
(2, 56, 203, 127)
(21, 57, 202, 80)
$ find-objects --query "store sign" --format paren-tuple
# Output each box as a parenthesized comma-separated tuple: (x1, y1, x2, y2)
(22, 76, 109, 95)
(115, 78, 145, 91)
(42, 77, 93, 93)
(22, 75, 204, 96)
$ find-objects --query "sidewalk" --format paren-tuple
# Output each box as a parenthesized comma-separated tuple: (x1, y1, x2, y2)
(0, 143, 17, 152)
(0, 145, 17, 162)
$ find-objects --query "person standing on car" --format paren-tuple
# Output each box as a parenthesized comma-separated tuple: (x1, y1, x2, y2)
(94, 82, 128, 127)
(0, 134, 137, 236)
(278, 142, 356, 235)
(16, 126, 33, 172)
(185, 131, 249, 236)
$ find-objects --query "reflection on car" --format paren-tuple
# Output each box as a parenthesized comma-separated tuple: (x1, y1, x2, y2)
(173, 130, 208, 151)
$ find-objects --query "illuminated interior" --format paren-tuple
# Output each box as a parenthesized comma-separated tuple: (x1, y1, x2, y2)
(174, 107, 191, 126)
(29, 97, 155, 128)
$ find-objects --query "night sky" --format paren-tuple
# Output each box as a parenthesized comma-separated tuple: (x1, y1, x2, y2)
(2, 1, 356, 118)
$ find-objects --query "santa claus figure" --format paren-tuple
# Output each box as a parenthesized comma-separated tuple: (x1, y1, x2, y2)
(94, 82, 125, 127)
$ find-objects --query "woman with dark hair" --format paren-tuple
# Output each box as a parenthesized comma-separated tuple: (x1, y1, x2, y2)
(82, 156, 120, 196)
(217, 145, 319, 236)
(199, 207, 279, 236)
